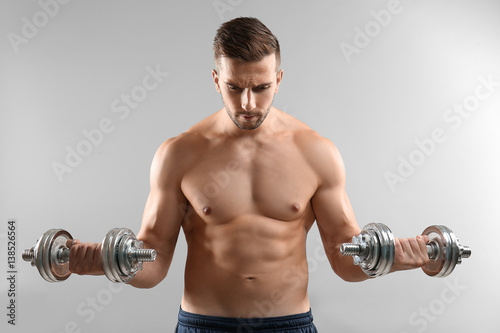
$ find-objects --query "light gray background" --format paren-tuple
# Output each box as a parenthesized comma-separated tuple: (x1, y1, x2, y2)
(1, 0, 498, 332)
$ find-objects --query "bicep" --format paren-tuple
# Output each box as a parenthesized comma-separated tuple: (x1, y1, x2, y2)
(312, 184, 359, 254)
(137, 139, 187, 256)
(138, 186, 185, 255)
(310, 139, 360, 256)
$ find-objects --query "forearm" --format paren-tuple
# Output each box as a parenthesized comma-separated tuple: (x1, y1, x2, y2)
(126, 241, 171, 288)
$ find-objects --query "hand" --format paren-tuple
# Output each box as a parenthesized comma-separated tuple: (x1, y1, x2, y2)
(66, 239, 105, 276)
(391, 235, 431, 272)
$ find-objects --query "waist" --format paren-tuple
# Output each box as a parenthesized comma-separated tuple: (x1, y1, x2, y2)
(182, 269, 309, 317)
(178, 306, 314, 331)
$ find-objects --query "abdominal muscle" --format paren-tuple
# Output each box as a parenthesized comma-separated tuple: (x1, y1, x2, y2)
(180, 212, 313, 318)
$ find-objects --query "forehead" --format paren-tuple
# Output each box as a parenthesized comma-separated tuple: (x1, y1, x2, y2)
(218, 54, 277, 81)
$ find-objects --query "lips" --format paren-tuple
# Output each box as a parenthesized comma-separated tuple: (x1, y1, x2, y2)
(240, 114, 257, 120)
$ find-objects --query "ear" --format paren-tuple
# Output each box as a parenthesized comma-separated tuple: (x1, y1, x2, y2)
(274, 69, 283, 94)
(212, 69, 221, 93)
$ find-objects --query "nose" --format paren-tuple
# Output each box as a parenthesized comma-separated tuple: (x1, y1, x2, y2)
(241, 88, 256, 111)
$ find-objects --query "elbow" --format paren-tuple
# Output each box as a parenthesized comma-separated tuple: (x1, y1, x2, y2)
(337, 272, 370, 283)
(126, 257, 169, 289)
(330, 256, 371, 283)
(126, 272, 165, 289)
(128, 281, 160, 289)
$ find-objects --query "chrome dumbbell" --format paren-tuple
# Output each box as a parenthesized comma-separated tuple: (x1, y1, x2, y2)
(23, 228, 157, 283)
(340, 223, 471, 278)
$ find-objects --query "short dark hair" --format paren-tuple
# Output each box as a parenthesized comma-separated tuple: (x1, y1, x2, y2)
(213, 17, 281, 71)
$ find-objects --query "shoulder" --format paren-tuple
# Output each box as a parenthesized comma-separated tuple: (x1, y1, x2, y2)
(293, 129, 345, 188)
(154, 110, 222, 165)
(277, 110, 345, 185)
(293, 128, 341, 160)
(278, 110, 338, 155)
(151, 132, 206, 187)
(155, 131, 206, 166)
(158, 131, 206, 152)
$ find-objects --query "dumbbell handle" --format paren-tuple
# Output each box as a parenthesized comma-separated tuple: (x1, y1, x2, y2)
(22, 244, 157, 264)
(341, 242, 472, 260)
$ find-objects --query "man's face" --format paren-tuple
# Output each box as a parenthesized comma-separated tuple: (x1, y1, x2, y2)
(212, 54, 283, 130)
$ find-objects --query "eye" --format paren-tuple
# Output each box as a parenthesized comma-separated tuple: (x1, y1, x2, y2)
(256, 85, 270, 91)
(228, 85, 240, 91)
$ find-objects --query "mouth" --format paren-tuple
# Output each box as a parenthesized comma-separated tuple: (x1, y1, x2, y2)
(240, 114, 257, 121)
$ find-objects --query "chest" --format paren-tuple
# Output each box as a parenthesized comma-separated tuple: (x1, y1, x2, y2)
(181, 140, 318, 224)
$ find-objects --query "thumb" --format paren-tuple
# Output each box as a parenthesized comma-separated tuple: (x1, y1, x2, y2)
(66, 239, 80, 248)
(419, 235, 430, 244)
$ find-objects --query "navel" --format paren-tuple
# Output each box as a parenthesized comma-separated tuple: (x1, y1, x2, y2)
(203, 206, 212, 215)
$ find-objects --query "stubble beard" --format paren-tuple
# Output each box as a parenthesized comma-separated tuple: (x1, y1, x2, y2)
(223, 97, 274, 131)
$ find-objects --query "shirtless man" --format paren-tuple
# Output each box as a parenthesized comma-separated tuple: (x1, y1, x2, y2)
(68, 17, 431, 332)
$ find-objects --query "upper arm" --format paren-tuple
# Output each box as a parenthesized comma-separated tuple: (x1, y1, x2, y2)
(136, 137, 187, 268)
(309, 137, 361, 272)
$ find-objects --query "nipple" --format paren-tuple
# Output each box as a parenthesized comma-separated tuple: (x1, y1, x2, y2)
(203, 206, 211, 215)
(292, 203, 300, 212)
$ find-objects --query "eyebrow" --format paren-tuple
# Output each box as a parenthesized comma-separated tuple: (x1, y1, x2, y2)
(225, 81, 273, 88)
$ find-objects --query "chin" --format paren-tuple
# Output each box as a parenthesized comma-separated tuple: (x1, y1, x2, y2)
(237, 124, 258, 131)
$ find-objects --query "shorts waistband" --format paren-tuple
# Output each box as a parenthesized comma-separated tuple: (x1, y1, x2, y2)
(178, 307, 314, 332)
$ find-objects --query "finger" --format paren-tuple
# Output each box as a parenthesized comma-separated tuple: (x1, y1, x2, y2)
(89, 243, 102, 274)
(408, 237, 428, 266)
(82, 244, 95, 274)
(399, 238, 415, 256)
(408, 237, 420, 250)
(394, 238, 404, 258)
(421, 234, 430, 244)
(73, 244, 89, 275)
(91, 244, 103, 274)
(416, 235, 431, 263)
(394, 237, 402, 252)
(66, 239, 80, 248)
(416, 235, 427, 248)
(69, 243, 78, 273)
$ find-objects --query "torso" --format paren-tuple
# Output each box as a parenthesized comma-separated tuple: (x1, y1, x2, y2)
(178, 109, 320, 317)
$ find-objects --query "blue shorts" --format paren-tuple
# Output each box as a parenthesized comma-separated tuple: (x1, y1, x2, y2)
(175, 307, 318, 332)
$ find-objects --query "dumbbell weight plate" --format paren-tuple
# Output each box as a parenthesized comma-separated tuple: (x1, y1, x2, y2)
(357, 227, 380, 274)
(33, 230, 50, 282)
(101, 228, 137, 283)
(374, 223, 395, 276)
(102, 228, 121, 282)
(363, 223, 395, 277)
(421, 225, 459, 277)
(35, 229, 73, 282)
